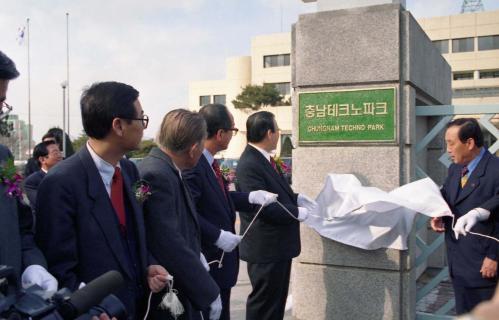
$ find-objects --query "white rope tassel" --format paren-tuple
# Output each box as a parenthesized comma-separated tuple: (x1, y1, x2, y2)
(159, 276, 184, 319)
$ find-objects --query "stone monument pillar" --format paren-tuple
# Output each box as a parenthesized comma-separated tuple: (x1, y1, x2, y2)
(291, 1, 451, 319)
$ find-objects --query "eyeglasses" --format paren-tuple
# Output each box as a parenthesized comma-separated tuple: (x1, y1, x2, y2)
(121, 114, 149, 129)
(224, 128, 239, 136)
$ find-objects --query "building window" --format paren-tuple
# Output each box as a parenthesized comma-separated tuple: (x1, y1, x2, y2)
(452, 38, 474, 53)
(268, 82, 291, 96)
(199, 95, 210, 106)
(479, 70, 499, 79)
(478, 35, 499, 51)
(263, 54, 290, 68)
(453, 72, 474, 80)
(433, 40, 449, 54)
(213, 95, 226, 105)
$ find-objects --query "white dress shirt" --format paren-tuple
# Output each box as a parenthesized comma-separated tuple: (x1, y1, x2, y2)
(86, 142, 119, 196)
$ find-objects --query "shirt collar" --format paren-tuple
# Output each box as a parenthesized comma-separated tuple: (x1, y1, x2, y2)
(86, 141, 120, 195)
(466, 147, 485, 176)
(248, 143, 273, 162)
(203, 149, 215, 166)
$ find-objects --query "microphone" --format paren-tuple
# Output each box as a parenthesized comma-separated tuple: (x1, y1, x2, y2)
(57, 271, 124, 320)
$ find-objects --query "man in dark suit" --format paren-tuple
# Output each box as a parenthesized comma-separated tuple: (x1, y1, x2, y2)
(24, 140, 62, 208)
(431, 118, 499, 315)
(36, 82, 168, 319)
(236, 111, 317, 320)
(183, 104, 277, 320)
(138, 109, 221, 320)
(0, 50, 57, 292)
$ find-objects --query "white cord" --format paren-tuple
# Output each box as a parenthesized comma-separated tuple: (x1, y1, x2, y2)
(451, 214, 499, 242)
(143, 291, 153, 320)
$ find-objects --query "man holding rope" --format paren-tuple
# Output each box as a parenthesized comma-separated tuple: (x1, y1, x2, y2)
(431, 118, 499, 315)
(236, 111, 317, 320)
(183, 104, 277, 320)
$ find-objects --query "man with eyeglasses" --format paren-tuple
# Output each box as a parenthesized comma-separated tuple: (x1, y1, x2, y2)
(35, 81, 169, 319)
(0, 50, 58, 295)
(183, 104, 277, 320)
(24, 140, 63, 209)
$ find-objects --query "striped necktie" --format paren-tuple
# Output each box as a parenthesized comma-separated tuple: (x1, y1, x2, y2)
(460, 166, 468, 188)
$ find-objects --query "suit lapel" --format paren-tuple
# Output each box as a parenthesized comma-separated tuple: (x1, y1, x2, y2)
(448, 166, 461, 205)
(152, 148, 201, 231)
(202, 156, 231, 212)
(247, 146, 294, 198)
(79, 147, 134, 279)
(455, 152, 490, 204)
(120, 161, 148, 270)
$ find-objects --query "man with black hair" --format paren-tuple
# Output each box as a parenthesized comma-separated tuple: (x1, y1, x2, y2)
(183, 104, 277, 320)
(23, 132, 59, 177)
(36, 81, 168, 319)
(236, 111, 317, 320)
(24, 140, 62, 207)
(431, 118, 499, 314)
(0, 50, 58, 292)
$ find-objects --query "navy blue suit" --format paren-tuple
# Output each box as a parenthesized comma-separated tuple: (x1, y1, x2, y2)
(36, 146, 149, 319)
(236, 145, 300, 320)
(138, 148, 220, 320)
(441, 149, 499, 314)
(24, 170, 46, 209)
(0, 144, 46, 282)
(183, 154, 254, 319)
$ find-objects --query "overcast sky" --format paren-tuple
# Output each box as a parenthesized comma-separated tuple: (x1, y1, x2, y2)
(1, 0, 499, 142)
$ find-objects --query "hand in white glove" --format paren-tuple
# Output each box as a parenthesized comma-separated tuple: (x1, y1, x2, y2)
(200, 253, 210, 271)
(21, 265, 58, 292)
(248, 190, 278, 207)
(209, 294, 222, 320)
(454, 208, 491, 239)
(297, 207, 309, 222)
(298, 193, 318, 208)
(215, 230, 242, 252)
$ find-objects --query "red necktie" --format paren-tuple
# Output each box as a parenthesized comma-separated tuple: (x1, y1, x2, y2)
(111, 167, 126, 231)
(212, 160, 227, 197)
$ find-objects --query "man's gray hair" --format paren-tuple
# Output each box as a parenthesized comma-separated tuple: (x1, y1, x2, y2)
(157, 109, 207, 153)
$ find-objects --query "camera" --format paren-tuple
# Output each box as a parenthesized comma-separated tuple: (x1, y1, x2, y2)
(0, 265, 127, 320)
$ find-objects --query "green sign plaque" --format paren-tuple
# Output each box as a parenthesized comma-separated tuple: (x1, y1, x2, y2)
(298, 88, 396, 143)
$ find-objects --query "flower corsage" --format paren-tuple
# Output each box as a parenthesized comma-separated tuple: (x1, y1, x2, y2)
(133, 180, 152, 203)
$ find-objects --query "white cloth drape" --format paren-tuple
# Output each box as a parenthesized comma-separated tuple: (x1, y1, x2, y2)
(303, 174, 453, 250)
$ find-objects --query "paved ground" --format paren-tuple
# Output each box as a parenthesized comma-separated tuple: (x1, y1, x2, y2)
(230, 259, 293, 320)
(229, 217, 454, 319)
(230, 217, 293, 320)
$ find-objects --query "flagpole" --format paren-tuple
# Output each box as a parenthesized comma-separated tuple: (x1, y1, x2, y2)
(66, 12, 70, 142)
(27, 17, 31, 158)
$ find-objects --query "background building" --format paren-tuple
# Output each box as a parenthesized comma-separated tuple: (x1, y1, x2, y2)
(188, 9, 499, 159)
(0, 114, 33, 161)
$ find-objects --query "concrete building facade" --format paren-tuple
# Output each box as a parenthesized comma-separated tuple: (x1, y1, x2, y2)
(188, 9, 499, 160)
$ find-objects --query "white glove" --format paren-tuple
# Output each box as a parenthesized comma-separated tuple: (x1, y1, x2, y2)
(297, 207, 309, 222)
(454, 208, 491, 239)
(209, 294, 222, 320)
(215, 230, 241, 252)
(248, 190, 278, 206)
(200, 253, 210, 271)
(297, 193, 317, 208)
(21, 265, 58, 292)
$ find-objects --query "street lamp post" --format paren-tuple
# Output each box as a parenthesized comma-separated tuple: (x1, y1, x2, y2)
(61, 81, 68, 158)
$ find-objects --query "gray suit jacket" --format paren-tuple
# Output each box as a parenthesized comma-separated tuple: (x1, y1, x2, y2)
(138, 147, 219, 318)
(0, 144, 46, 281)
